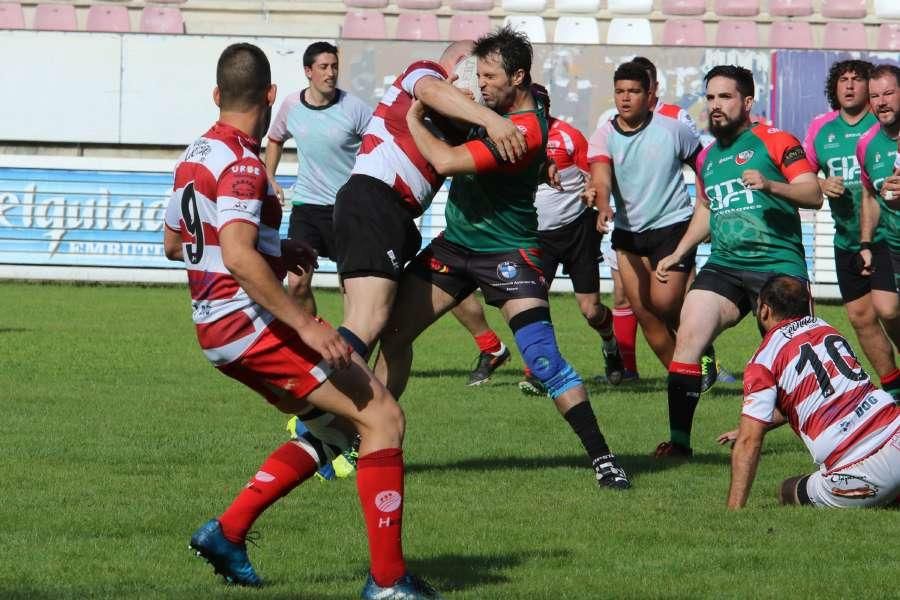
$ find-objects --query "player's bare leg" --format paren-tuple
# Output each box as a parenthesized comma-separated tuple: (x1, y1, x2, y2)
(845, 293, 897, 378)
(287, 269, 317, 316)
(341, 276, 399, 356)
(778, 475, 808, 506)
(375, 273, 458, 398)
(574, 292, 624, 384)
(451, 292, 511, 385)
(616, 250, 677, 367)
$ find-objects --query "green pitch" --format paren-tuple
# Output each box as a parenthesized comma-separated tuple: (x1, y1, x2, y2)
(0, 282, 895, 599)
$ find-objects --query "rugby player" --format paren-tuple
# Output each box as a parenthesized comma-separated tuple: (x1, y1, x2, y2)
(655, 65, 822, 459)
(375, 27, 631, 490)
(163, 43, 440, 599)
(722, 276, 899, 509)
(264, 41, 371, 316)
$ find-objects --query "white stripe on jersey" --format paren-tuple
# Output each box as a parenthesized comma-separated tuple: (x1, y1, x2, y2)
(201, 308, 275, 366)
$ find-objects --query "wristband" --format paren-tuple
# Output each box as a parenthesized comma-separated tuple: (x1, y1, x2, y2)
(859, 242, 872, 251)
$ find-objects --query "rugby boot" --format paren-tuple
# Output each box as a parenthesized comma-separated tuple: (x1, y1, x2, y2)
(189, 519, 262, 587)
(361, 572, 443, 600)
(467, 346, 511, 386)
(653, 441, 693, 460)
(593, 454, 631, 490)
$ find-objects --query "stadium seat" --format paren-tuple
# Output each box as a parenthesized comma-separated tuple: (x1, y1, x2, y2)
(820, 0, 866, 19)
(716, 20, 760, 47)
(874, 0, 900, 19)
(341, 11, 386, 39)
(0, 2, 24, 29)
(662, 19, 707, 45)
(554, 0, 601, 12)
(449, 13, 491, 39)
(86, 5, 130, 33)
(715, 0, 760, 17)
(502, 0, 547, 10)
(449, 0, 495, 9)
(344, 0, 389, 8)
(503, 15, 546, 42)
(398, 0, 442, 8)
(396, 13, 440, 40)
(554, 16, 599, 44)
(877, 23, 900, 50)
(33, 3, 76, 31)
(607, 0, 653, 15)
(767, 0, 812, 16)
(768, 20, 813, 48)
(139, 6, 184, 34)
(661, 0, 707, 15)
(606, 18, 653, 45)
(822, 21, 868, 49)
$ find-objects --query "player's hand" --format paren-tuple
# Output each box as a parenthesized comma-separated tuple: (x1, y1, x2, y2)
(821, 176, 845, 199)
(881, 175, 900, 209)
(299, 319, 352, 370)
(485, 114, 527, 163)
(543, 160, 563, 191)
(280, 238, 318, 276)
(858, 248, 874, 276)
(407, 99, 427, 122)
(716, 429, 738, 447)
(270, 178, 285, 204)
(581, 187, 597, 208)
(594, 203, 614, 233)
(741, 169, 769, 192)
(655, 253, 682, 283)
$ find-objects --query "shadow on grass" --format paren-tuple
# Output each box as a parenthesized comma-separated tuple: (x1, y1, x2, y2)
(0, 327, 30, 334)
(408, 548, 572, 591)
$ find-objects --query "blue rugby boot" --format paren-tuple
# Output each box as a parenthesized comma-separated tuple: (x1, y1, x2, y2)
(361, 572, 443, 599)
(189, 519, 262, 587)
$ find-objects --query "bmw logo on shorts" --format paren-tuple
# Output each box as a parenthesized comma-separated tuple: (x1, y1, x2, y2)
(497, 261, 519, 281)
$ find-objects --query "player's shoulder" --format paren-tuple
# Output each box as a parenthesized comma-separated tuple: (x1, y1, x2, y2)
(179, 124, 248, 176)
(655, 102, 683, 121)
(280, 89, 304, 109)
(549, 117, 586, 142)
(695, 139, 716, 168)
(807, 109, 840, 132)
(857, 122, 882, 151)
(751, 122, 801, 145)
(403, 59, 447, 78)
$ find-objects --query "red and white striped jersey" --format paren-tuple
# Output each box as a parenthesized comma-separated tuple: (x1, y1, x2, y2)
(743, 316, 900, 472)
(164, 121, 284, 367)
(534, 117, 590, 231)
(352, 60, 447, 216)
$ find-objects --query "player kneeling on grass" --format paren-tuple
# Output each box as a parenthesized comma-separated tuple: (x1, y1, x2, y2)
(722, 276, 900, 509)
(163, 43, 441, 599)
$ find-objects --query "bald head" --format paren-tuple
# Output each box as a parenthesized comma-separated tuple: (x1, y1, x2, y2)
(439, 40, 475, 73)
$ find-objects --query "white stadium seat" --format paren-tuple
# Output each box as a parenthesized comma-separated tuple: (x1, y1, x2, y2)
(606, 18, 653, 45)
(503, 15, 546, 42)
(554, 16, 600, 44)
(554, 0, 601, 12)
(874, 0, 900, 19)
(502, 0, 547, 11)
(607, 0, 654, 15)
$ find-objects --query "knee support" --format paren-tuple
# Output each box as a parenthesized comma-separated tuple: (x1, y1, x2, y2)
(292, 408, 352, 468)
(511, 308, 582, 399)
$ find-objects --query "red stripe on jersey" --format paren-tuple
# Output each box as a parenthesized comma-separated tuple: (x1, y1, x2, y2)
(392, 175, 420, 214)
(174, 162, 218, 197)
(743, 362, 775, 395)
(750, 123, 814, 182)
(188, 270, 241, 301)
(517, 248, 544, 277)
(800, 385, 870, 440)
(825, 409, 900, 470)
(196, 309, 256, 349)
(360, 133, 384, 155)
(770, 323, 834, 375)
(657, 103, 681, 120)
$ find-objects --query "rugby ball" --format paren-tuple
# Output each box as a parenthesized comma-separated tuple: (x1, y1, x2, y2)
(453, 55, 483, 106)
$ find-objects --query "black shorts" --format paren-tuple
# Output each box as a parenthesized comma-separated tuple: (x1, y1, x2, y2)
(834, 243, 896, 302)
(691, 263, 810, 317)
(333, 175, 422, 281)
(611, 220, 695, 271)
(892, 249, 900, 292)
(287, 204, 336, 260)
(408, 235, 548, 307)
(539, 208, 601, 294)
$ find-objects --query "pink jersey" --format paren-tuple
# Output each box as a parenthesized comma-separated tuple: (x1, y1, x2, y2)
(534, 117, 590, 231)
(352, 60, 447, 216)
(743, 316, 900, 472)
(164, 121, 283, 366)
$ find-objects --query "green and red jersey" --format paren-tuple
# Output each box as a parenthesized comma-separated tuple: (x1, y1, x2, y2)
(857, 123, 900, 251)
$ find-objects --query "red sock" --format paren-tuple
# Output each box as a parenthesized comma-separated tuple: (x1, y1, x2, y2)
(357, 448, 406, 587)
(880, 368, 900, 399)
(474, 330, 502, 354)
(218, 442, 317, 543)
(613, 307, 638, 373)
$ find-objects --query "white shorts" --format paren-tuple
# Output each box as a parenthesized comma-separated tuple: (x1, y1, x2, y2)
(802, 431, 900, 508)
(602, 246, 618, 271)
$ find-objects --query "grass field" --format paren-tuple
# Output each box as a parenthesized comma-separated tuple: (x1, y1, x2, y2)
(0, 281, 896, 600)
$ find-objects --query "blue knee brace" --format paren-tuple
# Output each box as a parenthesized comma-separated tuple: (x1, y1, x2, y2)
(513, 320, 582, 399)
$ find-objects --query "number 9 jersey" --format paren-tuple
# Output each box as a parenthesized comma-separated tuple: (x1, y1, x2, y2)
(164, 121, 284, 366)
(742, 315, 900, 473)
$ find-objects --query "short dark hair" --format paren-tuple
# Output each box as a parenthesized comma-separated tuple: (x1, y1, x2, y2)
(632, 56, 657, 84)
(473, 25, 533, 86)
(870, 63, 900, 87)
(303, 41, 338, 68)
(216, 43, 271, 111)
(824, 60, 873, 110)
(704, 65, 755, 98)
(758, 275, 811, 320)
(613, 62, 650, 92)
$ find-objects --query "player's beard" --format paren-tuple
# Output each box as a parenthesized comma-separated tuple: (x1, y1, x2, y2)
(755, 313, 767, 338)
(708, 111, 745, 141)
(258, 104, 273, 142)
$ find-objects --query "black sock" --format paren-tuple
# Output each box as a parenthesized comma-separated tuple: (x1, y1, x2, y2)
(563, 401, 611, 464)
(667, 363, 702, 448)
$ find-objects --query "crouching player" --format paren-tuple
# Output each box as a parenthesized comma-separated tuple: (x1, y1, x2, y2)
(725, 276, 900, 509)
(163, 43, 440, 599)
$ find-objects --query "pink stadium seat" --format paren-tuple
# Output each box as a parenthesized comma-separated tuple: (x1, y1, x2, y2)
(823, 21, 867, 49)
(662, 19, 706, 45)
(768, 21, 813, 48)
(86, 5, 130, 33)
(715, 0, 759, 17)
(449, 13, 491, 40)
(397, 0, 442, 8)
(661, 0, 707, 16)
(877, 23, 900, 50)
(767, 0, 812, 17)
(396, 13, 440, 40)
(33, 3, 77, 31)
(344, 0, 389, 8)
(449, 0, 494, 9)
(139, 6, 183, 34)
(716, 20, 760, 47)
(820, 0, 866, 19)
(0, 2, 25, 29)
(341, 11, 386, 39)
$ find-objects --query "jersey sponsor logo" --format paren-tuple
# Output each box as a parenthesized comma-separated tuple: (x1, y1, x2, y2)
(497, 261, 519, 281)
(230, 164, 261, 176)
(186, 139, 212, 162)
(778, 316, 817, 340)
(704, 177, 755, 212)
(827, 473, 878, 499)
(428, 256, 449, 274)
(827, 133, 836, 143)
(825, 156, 861, 182)
(516, 124, 528, 135)
(782, 145, 806, 167)
(735, 150, 754, 165)
(375, 490, 402, 512)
